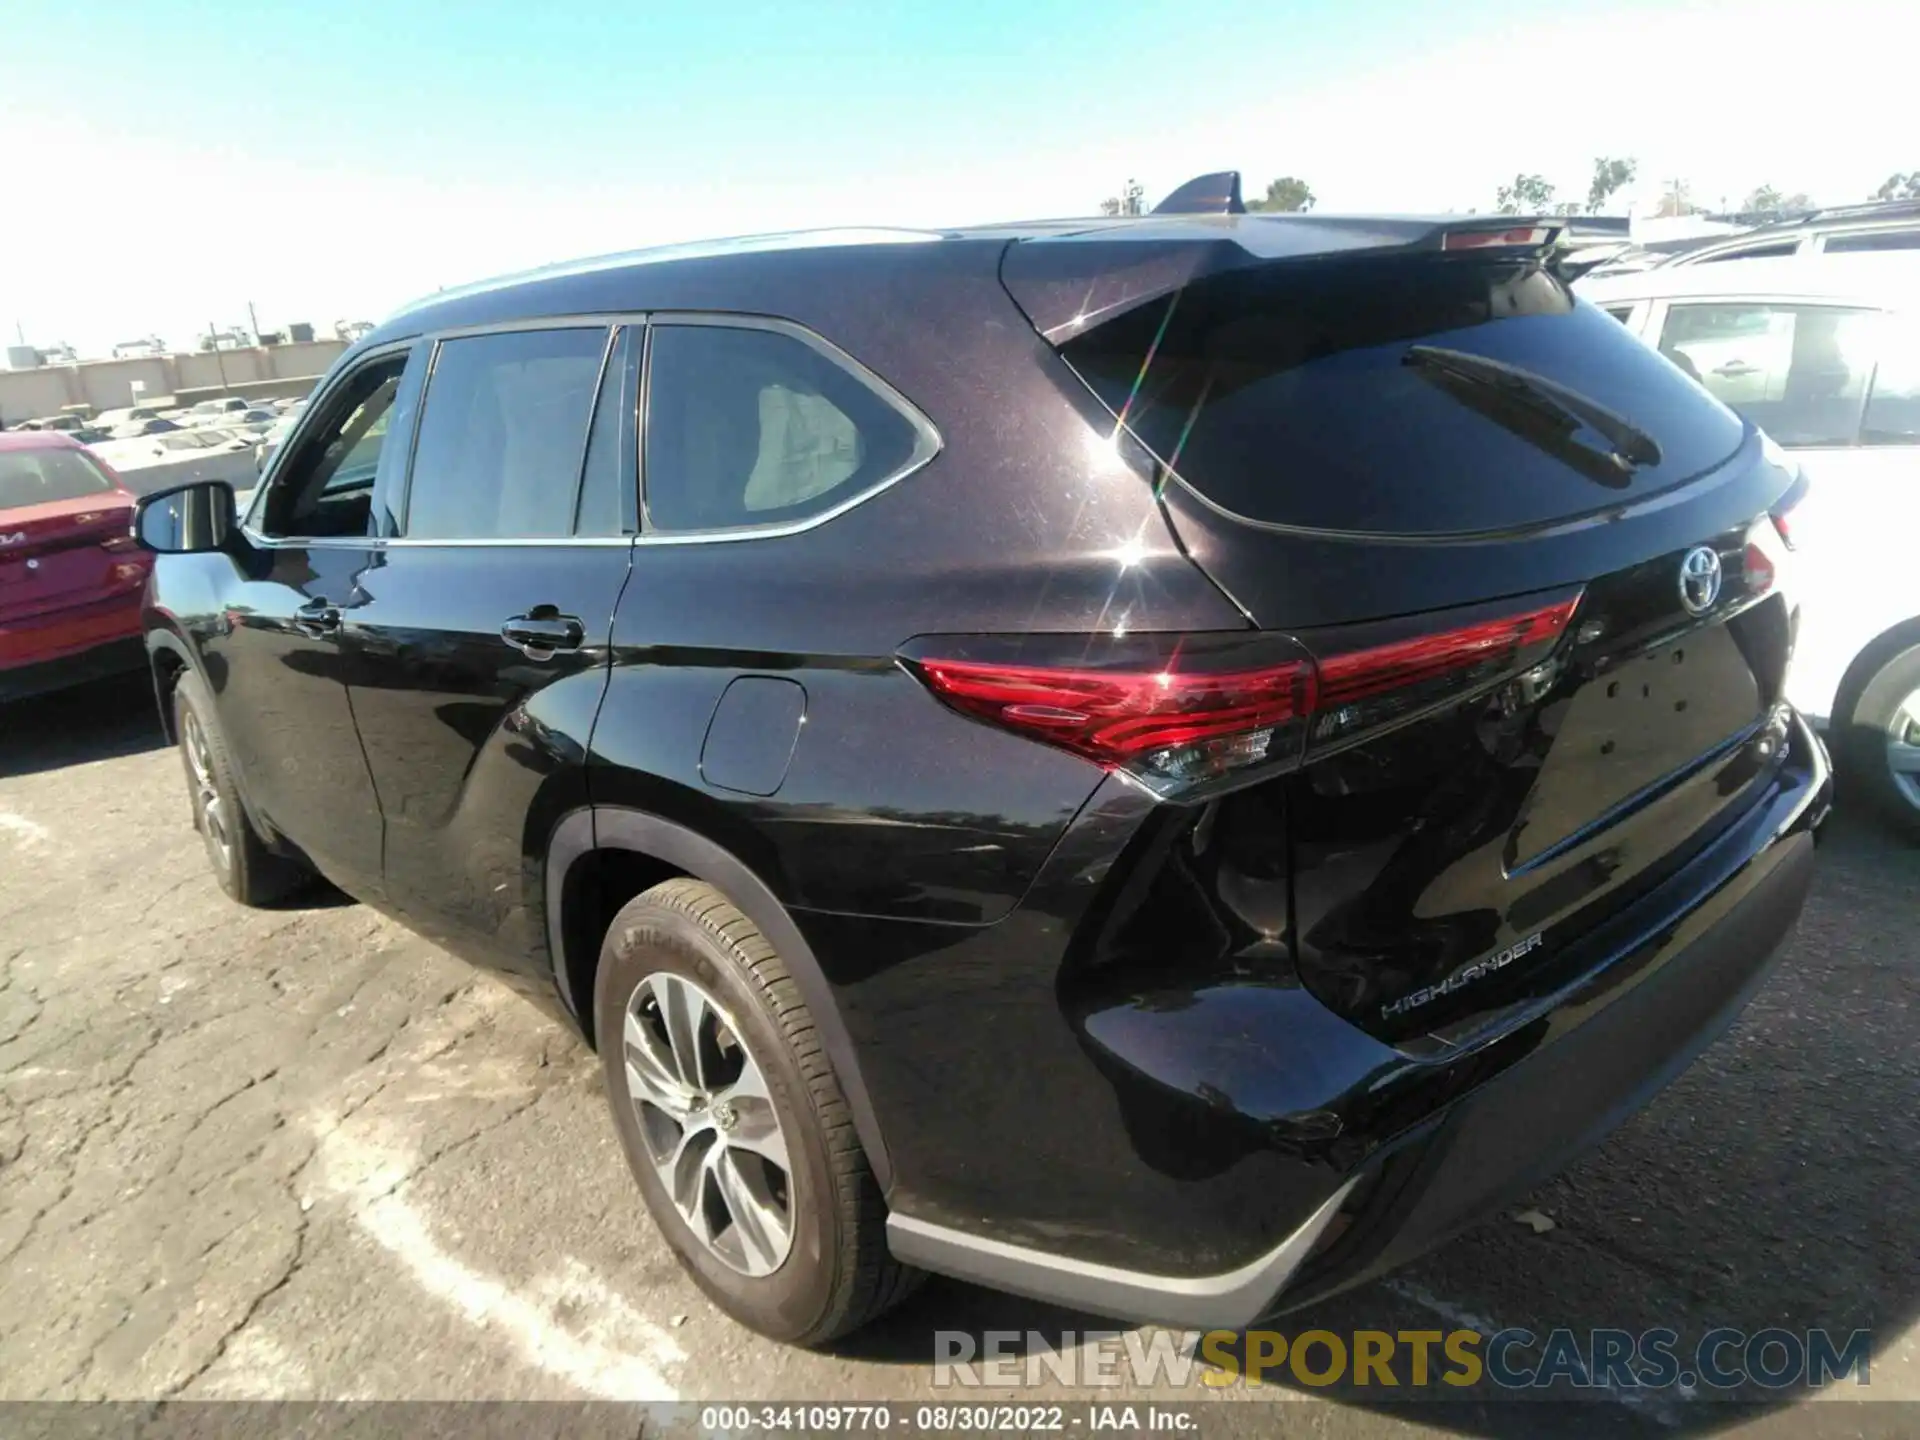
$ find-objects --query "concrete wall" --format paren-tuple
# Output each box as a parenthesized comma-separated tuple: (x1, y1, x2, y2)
(0, 340, 347, 424)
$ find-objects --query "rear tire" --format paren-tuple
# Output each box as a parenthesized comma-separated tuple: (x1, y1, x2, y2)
(593, 877, 921, 1344)
(1833, 633, 1920, 842)
(172, 670, 310, 904)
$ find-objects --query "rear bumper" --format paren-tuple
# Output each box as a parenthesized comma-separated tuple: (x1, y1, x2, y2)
(884, 712, 1829, 1327)
(0, 591, 146, 702)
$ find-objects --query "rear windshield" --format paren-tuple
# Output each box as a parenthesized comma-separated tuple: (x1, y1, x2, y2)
(0, 448, 117, 510)
(1060, 257, 1748, 536)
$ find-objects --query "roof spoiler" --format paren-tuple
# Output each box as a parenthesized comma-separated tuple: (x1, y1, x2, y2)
(1152, 171, 1246, 215)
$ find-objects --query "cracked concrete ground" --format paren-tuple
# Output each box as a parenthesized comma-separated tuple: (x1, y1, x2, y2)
(2, 671, 1917, 1437)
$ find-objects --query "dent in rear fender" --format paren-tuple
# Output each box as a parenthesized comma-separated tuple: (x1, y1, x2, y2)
(544, 805, 893, 1192)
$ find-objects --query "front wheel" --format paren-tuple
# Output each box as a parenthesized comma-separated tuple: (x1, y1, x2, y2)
(593, 878, 921, 1344)
(173, 670, 311, 904)
(1834, 635, 1920, 841)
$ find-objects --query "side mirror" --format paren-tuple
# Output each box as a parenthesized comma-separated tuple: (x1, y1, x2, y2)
(133, 479, 237, 555)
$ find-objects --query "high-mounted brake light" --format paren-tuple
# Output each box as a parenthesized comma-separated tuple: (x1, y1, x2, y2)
(905, 595, 1581, 798)
(1442, 225, 1560, 251)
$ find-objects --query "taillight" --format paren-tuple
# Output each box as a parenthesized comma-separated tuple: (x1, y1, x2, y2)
(1760, 435, 1805, 551)
(1742, 508, 1793, 601)
(1768, 485, 1803, 552)
(903, 594, 1580, 798)
(1309, 598, 1579, 752)
(906, 636, 1317, 795)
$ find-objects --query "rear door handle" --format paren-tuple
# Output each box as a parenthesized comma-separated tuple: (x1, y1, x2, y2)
(293, 599, 340, 637)
(501, 611, 586, 660)
(1713, 360, 1759, 378)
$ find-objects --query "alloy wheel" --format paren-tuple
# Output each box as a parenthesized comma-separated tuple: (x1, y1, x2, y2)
(182, 711, 231, 871)
(622, 971, 794, 1277)
(1887, 688, 1920, 814)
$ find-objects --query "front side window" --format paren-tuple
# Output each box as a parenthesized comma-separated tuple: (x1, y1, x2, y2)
(1656, 303, 1879, 447)
(403, 327, 608, 540)
(257, 354, 408, 539)
(643, 321, 932, 533)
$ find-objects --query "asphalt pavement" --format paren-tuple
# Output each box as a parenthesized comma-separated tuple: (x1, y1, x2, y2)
(2, 672, 1916, 1437)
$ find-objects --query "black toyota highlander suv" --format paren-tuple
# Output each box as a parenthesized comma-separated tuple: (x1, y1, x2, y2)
(133, 177, 1829, 1345)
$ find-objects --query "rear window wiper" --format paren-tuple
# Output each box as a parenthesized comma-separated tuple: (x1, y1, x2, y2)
(1405, 344, 1663, 474)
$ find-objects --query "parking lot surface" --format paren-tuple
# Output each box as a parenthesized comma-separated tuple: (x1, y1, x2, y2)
(2, 673, 1916, 1436)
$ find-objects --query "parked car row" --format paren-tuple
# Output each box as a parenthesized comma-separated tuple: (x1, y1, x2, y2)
(7, 391, 309, 445)
(1585, 199, 1920, 279)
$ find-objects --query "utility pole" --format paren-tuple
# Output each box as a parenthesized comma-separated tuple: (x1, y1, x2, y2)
(247, 301, 260, 346)
(208, 322, 228, 387)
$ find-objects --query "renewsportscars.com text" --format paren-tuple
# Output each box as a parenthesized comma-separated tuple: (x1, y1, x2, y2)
(934, 1327, 1871, 1392)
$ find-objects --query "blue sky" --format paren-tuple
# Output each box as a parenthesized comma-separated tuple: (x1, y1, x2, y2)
(2, 0, 1908, 355)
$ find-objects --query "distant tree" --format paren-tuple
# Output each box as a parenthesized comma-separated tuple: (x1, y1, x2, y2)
(1552, 200, 1583, 217)
(1874, 171, 1920, 201)
(1099, 179, 1145, 217)
(1495, 174, 1557, 214)
(1744, 185, 1812, 216)
(1586, 157, 1637, 213)
(1248, 176, 1315, 212)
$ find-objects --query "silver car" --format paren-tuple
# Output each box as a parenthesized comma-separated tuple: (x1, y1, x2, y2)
(1581, 256, 1920, 834)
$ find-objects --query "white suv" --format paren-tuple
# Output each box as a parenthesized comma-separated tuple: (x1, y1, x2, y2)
(1581, 258, 1920, 835)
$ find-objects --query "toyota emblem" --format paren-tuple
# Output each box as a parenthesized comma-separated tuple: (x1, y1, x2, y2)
(1678, 545, 1723, 615)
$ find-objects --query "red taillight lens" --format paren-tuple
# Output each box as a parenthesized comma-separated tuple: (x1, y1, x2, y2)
(1310, 598, 1578, 750)
(906, 595, 1580, 797)
(912, 654, 1317, 792)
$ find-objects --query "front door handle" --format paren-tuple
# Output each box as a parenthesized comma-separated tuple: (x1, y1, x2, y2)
(501, 611, 585, 660)
(293, 599, 340, 637)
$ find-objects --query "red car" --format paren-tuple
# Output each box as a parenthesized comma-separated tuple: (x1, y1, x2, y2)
(0, 431, 153, 702)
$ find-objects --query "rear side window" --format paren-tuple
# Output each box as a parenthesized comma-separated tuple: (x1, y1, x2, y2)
(1657, 303, 1879, 447)
(1698, 240, 1799, 263)
(0, 448, 115, 508)
(1864, 316, 1920, 446)
(405, 327, 607, 540)
(1822, 228, 1920, 255)
(1060, 258, 1747, 536)
(575, 325, 637, 536)
(643, 321, 933, 533)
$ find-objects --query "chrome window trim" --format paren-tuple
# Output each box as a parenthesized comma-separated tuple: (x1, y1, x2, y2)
(637, 311, 943, 544)
(241, 310, 942, 550)
(238, 533, 639, 551)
